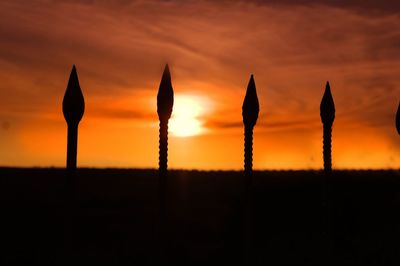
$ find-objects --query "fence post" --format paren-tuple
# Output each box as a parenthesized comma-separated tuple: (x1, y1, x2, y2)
(319, 81, 335, 263)
(320, 81, 335, 174)
(396, 102, 400, 135)
(62, 65, 85, 263)
(156, 64, 174, 260)
(241, 74, 259, 264)
(63, 65, 85, 172)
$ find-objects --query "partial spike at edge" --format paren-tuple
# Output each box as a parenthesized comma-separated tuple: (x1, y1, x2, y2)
(396, 102, 400, 135)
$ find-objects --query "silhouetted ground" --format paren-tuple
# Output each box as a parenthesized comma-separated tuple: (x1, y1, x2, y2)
(0, 168, 399, 265)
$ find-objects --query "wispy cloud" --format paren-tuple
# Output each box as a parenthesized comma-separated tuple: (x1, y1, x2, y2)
(0, 0, 399, 168)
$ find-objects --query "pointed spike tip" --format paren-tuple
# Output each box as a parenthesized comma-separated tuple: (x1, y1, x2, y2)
(162, 64, 170, 79)
(396, 102, 400, 135)
(157, 64, 174, 120)
(320, 81, 335, 125)
(70, 65, 78, 81)
(242, 75, 260, 128)
(63, 66, 85, 126)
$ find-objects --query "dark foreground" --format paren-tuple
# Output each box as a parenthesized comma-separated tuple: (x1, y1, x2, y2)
(0, 168, 400, 265)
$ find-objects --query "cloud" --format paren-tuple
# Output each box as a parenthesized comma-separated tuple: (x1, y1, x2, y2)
(0, 0, 399, 168)
(90, 107, 153, 120)
(1, 121, 10, 130)
(1, 1, 399, 123)
(248, 0, 400, 14)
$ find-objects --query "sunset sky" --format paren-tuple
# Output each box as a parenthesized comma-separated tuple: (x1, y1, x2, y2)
(0, 0, 399, 170)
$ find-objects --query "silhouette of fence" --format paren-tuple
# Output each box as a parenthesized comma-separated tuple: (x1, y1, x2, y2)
(62, 64, 400, 172)
(62, 65, 343, 173)
(58, 64, 398, 264)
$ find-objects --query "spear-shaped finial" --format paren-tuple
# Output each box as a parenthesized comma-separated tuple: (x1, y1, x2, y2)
(242, 74, 259, 176)
(320, 81, 335, 173)
(157, 64, 174, 172)
(396, 102, 400, 135)
(63, 65, 85, 171)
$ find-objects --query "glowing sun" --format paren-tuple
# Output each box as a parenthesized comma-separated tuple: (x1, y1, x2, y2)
(169, 95, 208, 137)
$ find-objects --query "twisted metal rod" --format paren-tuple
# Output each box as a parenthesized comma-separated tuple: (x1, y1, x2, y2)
(244, 126, 254, 178)
(157, 119, 169, 262)
(323, 124, 332, 174)
(66, 124, 78, 172)
(159, 120, 168, 173)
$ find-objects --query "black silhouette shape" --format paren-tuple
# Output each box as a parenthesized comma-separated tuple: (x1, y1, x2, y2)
(396, 102, 400, 135)
(157, 64, 174, 173)
(320, 81, 335, 173)
(156, 64, 174, 260)
(241, 74, 259, 264)
(242, 74, 259, 178)
(157, 64, 173, 210)
(63, 65, 85, 171)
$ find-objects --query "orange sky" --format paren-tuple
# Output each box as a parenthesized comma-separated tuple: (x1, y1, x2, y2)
(0, 0, 399, 170)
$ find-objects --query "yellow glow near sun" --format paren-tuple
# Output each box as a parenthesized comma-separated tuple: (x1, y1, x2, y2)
(170, 95, 208, 137)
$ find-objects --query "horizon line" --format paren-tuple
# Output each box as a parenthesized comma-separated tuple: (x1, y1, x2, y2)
(1, 166, 399, 172)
